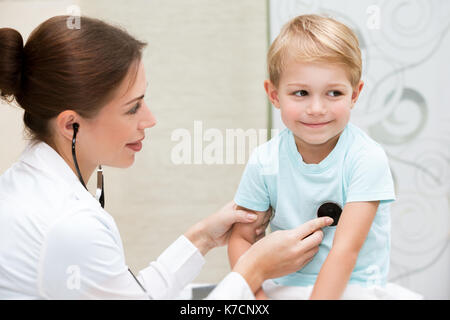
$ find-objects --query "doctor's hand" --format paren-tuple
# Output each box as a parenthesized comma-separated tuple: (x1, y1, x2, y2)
(184, 201, 272, 256)
(233, 216, 333, 295)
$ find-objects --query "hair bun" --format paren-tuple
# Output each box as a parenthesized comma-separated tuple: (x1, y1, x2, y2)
(0, 28, 24, 100)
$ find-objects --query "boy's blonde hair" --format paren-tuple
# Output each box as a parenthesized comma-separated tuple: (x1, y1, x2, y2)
(268, 14, 362, 88)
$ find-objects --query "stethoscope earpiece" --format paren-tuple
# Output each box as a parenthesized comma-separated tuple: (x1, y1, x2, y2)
(317, 202, 342, 227)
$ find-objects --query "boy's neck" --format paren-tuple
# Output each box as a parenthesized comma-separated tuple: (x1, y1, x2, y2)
(293, 132, 341, 164)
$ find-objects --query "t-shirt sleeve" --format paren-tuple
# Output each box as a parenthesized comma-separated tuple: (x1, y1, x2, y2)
(233, 150, 271, 212)
(346, 146, 396, 204)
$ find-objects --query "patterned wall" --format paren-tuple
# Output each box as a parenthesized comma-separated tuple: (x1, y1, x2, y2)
(269, 0, 449, 299)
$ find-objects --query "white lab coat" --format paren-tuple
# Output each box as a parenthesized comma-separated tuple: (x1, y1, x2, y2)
(0, 141, 254, 299)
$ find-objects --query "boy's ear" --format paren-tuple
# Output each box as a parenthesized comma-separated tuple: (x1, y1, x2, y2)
(350, 80, 364, 109)
(264, 80, 281, 109)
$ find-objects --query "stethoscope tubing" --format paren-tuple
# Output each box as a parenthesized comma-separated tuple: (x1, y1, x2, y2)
(71, 123, 147, 294)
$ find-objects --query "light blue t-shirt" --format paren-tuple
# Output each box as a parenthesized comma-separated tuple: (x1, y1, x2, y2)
(234, 123, 396, 287)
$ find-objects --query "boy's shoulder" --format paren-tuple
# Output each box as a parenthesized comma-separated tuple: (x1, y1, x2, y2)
(252, 127, 291, 155)
(247, 127, 291, 172)
(259, 127, 291, 149)
(344, 123, 390, 167)
(346, 123, 386, 151)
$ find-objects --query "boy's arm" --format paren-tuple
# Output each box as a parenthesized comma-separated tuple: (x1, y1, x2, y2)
(309, 201, 379, 300)
(228, 205, 269, 268)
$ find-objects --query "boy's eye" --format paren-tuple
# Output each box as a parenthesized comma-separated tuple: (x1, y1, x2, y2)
(327, 90, 342, 97)
(127, 101, 142, 115)
(293, 90, 308, 97)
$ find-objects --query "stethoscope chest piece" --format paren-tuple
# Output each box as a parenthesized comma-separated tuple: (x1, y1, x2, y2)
(317, 202, 342, 227)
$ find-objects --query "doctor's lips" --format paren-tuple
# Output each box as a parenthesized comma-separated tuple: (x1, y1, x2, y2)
(299, 120, 333, 128)
(126, 137, 145, 152)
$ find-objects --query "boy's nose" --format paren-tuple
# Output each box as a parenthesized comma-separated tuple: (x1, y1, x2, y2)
(306, 98, 327, 116)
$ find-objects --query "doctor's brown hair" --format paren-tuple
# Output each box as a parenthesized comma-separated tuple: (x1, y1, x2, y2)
(0, 15, 147, 144)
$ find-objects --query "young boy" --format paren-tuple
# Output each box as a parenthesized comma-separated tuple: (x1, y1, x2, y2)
(228, 14, 397, 299)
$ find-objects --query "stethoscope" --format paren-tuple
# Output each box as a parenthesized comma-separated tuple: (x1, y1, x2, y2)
(316, 202, 342, 226)
(270, 202, 342, 227)
(71, 123, 148, 295)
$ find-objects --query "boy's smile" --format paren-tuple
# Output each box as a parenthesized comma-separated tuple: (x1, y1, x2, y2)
(265, 60, 364, 163)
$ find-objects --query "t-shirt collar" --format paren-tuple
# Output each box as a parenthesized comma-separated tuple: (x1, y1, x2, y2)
(287, 124, 349, 173)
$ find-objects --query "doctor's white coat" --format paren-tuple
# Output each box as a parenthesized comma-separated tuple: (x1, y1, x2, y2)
(0, 141, 254, 299)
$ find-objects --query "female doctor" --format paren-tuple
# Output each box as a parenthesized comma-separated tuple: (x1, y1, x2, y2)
(0, 16, 332, 299)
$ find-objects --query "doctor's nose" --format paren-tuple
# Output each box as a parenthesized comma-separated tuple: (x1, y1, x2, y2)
(139, 103, 157, 130)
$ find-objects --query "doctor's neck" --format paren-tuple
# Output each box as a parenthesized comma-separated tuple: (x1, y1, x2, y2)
(48, 135, 97, 188)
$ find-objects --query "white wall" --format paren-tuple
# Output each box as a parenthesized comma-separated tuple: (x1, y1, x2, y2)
(269, 0, 450, 299)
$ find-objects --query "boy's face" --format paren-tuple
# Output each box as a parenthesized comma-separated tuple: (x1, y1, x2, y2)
(265, 60, 363, 147)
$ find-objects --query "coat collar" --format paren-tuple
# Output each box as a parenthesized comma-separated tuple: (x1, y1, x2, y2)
(18, 140, 102, 209)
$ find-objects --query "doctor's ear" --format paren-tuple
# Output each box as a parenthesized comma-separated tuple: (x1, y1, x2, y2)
(55, 110, 81, 141)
